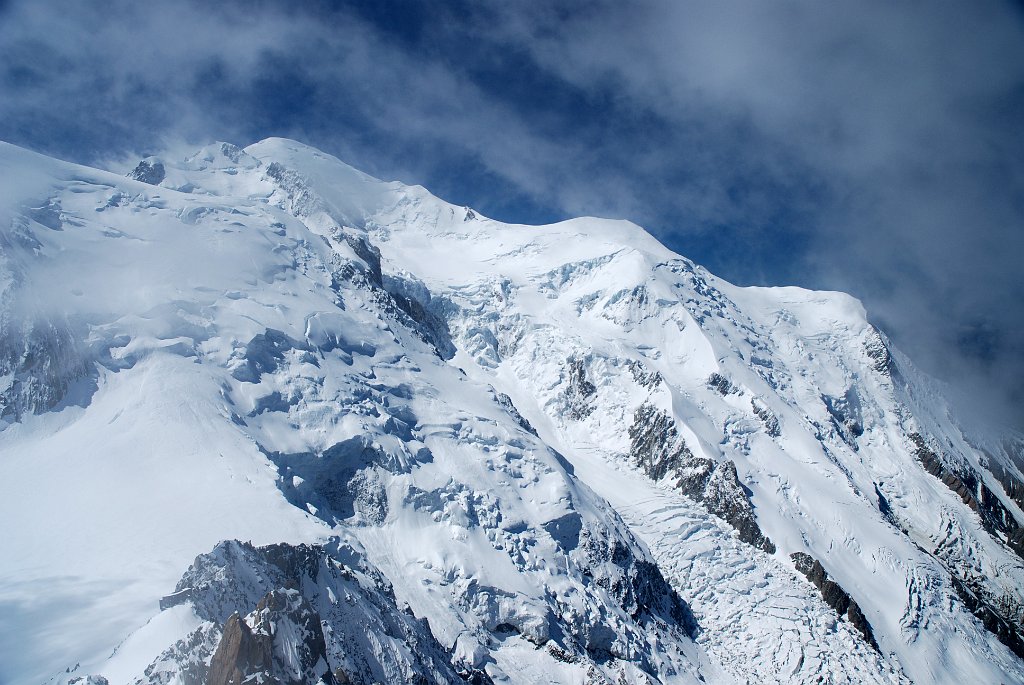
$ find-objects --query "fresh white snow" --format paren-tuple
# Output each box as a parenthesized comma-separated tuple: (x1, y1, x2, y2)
(0, 138, 1022, 685)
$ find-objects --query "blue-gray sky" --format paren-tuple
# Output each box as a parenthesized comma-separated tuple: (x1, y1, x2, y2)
(2, 0, 1023, 428)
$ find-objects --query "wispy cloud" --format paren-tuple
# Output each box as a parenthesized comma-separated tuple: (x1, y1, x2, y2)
(2, 0, 1022, 425)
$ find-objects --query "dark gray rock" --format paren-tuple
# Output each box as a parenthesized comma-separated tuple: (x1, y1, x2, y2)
(948, 574, 1024, 660)
(626, 359, 662, 390)
(218, 143, 244, 164)
(872, 483, 905, 533)
(577, 522, 698, 638)
(493, 391, 537, 436)
(911, 433, 1024, 557)
(345, 234, 383, 287)
(141, 540, 467, 685)
(207, 589, 340, 685)
(910, 433, 1024, 658)
(629, 403, 692, 481)
(136, 623, 220, 685)
(864, 327, 896, 377)
(698, 460, 776, 554)
(128, 160, 166, 185)
(256, 589, 334, 684)
(989, 457, 1024, 515)
(0, 316, 91, 421)
(629, 402, 775, 553)
(791, 552, 878, 651)
(751, 397, 781, 437)
(707, 373, 735, 396)
(563, 355, 596, 420)
(380, 274, 456, 360)
(264, 161, 323, 223)
(822, 389, 864, 446)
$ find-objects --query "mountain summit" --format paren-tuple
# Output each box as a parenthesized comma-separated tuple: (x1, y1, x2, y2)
(1, 139, 1023, 684)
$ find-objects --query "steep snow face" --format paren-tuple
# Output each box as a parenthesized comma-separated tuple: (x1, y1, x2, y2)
(331, 141, 1024, 683)
(0, 138, 1022, 685)
(0, 140, 706, 685)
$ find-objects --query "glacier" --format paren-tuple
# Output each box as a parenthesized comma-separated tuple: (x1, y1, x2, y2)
(0, 138, 1022, 684)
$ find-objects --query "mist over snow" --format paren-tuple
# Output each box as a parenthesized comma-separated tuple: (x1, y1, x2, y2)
(1, 132, 1024, 684)
(3, 4, 1024, 685)
(0, 0, 1022, 429)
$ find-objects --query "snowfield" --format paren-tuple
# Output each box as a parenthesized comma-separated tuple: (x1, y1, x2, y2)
(1, 138, 1023, 684)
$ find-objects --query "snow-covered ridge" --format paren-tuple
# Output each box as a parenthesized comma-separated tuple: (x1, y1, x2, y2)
(0, 138, 1022, 685)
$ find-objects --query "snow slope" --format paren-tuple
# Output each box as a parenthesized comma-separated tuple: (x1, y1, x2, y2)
(0, 138, 1022, 684)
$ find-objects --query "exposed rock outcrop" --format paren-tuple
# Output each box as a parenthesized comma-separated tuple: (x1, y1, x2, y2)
(751, 397, 781, 438)
(629, 402, 692, 481)
(679, 458, 776, 554)
(208, 589, 336, 685)
(948, 575, 1024, 660)
(128, 159, 166, 185)
(864, 326, 896, 377)
(379, 274, 456, 360)
(493, 391, 538, 436)
(823, 389, 864, 447)
(791, 552, 878, 651)
(577, 522, 697, 636)
(563, 355, 597, 420)
(626, 359, 662, 390)
(145, 540, 467, 685)
(207, 612, 276, 685)
(910, 433, 1024, 558)
(707, 372, 735, 396)
(629, 403, 775, 553)
(0, 316, 90, 421)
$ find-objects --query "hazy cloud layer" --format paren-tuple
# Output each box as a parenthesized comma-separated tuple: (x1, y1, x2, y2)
(1, 0, 1022, 427)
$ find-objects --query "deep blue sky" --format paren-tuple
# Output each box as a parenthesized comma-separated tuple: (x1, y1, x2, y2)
(2, 0, 1023, 428)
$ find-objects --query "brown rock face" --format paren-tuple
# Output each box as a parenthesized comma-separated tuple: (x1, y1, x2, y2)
(251, 589, 333, 684)
(207, 589, 338, 685)
(207, 612, 277, 685)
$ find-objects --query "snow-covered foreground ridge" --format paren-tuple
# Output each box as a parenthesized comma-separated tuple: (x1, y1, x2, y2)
(1, 138, 1023, 684)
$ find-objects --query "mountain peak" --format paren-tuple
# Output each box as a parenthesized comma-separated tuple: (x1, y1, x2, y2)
(2, 141, 1023, 685)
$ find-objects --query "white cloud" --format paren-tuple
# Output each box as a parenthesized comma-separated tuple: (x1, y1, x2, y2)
(2, 0, 1023, 425)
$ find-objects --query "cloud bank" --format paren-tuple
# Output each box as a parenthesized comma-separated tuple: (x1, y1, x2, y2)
(2, 0, 1022, 427)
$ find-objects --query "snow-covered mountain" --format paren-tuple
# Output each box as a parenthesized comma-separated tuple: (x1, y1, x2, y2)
(1, 138, 1022, 685)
